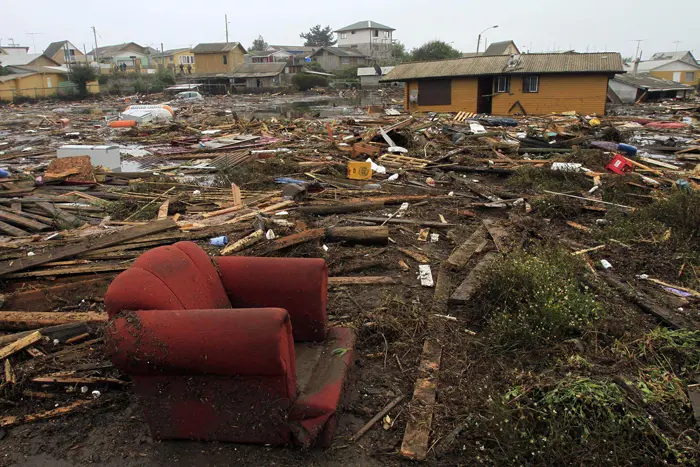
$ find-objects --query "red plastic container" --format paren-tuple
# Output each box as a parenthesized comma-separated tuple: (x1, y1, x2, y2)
(606, 154, 634, 175)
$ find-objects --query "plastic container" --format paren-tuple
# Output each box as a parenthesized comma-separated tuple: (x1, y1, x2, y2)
(606, 154, 634, 175)
(210, 236, 228, 247)
(108, 120, 137, 128)
(616, 143, 638, 156)
(0, 169, 9, 178)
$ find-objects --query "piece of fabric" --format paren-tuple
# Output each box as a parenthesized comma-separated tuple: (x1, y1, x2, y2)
(216, 256, 328, 342)
(105, 242, 231, 318)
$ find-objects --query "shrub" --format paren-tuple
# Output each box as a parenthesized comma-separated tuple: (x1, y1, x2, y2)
(292, 73, 328, 91)
(68, 63, 97, 97)
(155, 68, 176, 86)
(475, 246, 600, 350)
(133, 77, 148, 93)
(97, 74, 109, 85)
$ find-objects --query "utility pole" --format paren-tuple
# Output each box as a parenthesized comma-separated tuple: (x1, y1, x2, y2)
(92, 26, 99, 61)
(632, 39, 644, 59)
(673, 41, 681, 52)
(225, 15, 229, 43)
(26, 32, 43, 53)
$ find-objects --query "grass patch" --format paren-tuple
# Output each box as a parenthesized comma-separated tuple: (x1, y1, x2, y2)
(506, 166, 591, 194)
(474, 246, 600, 350)
(215, 159, 302, 190)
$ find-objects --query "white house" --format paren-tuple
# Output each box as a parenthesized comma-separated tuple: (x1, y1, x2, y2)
(335, 21, 395, 60)
(357, 66, 394, 87)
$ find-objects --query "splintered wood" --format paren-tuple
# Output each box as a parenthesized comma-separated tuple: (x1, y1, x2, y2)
(378, 154, 428, 169)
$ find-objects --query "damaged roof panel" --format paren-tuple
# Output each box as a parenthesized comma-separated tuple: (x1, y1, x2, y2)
(229, 62, 287, 78)
(381, 53, 625, 82)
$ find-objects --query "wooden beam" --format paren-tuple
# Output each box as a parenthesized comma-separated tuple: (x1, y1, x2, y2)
(348, 216, 456, 228)
(0, 399, 94, 428)
(482, 219, 510, 253)
(0, 219, 176, 278)
(3, 263, 129, 279)
(0, 220, 28, 237)
(328, 276, 395, 286)
(446, 226, 488, 270)
(449, 252, 500, 307)
(0, 312, 107, 332)
(0, 277, 111, 312)
(298, 202, 385, 216)
(35, 202, 80, 225)
(0, 331, 42, 360)
(0, 209, 51, 232)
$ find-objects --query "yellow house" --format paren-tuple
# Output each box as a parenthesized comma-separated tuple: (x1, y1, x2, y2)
(152, 48, 196, 74)
(192, 42, 246, 74)
(0, 69, 69, 101)
(382, 53, 625, 116)
(43, 40, 87, 65)
(632, 57, 700, 86)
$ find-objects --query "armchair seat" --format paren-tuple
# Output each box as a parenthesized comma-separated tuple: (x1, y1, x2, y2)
(104, 242, 355, 447)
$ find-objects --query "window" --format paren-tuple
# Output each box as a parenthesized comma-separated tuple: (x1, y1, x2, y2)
(496, 76, 510, 93)
(223, 55, 228, 65)
(372, 30, 379, 37)
(522, 75, 539, 93)
(178, 55, 194, 65)
(340, 33, 347, 39)
(341, 57, 350, 65)
(418, 80, 451, 106)
(383, 31, 390, 38)
(685, 72, 696, 82)
(351, 31, 356, 34)
(47, 77, 52, 88)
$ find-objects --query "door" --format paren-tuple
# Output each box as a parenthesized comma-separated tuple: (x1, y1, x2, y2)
(673, 71, 682, 82)
(477, 76, 493, 114)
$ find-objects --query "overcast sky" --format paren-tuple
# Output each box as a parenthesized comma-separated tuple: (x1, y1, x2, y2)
(1, 0, 698, 59)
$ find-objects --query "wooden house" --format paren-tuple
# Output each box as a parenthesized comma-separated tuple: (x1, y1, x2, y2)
(381, 52, 625, 116)
(192, 43, 246, 75)
(43, 41, 87, 64)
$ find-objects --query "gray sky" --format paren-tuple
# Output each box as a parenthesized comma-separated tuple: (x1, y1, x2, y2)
(1, 0, 698, 59)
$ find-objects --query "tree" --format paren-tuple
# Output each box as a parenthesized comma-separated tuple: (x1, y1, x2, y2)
(300, 25, 336, 47)
(251, 35, 268, 52)
(411, 40, 461, 62)
(391, 41, 409, 62)
(68, 63, 97, 97)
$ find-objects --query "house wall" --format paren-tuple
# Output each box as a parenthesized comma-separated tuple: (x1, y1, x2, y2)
(173, 50, 195, 73)
(403, 73, 610, 115)
(649, 67, 699, 85)
(49, 44, 86, 64)
(195, 48, 244, 74)
(0, 73, 69, 101)
(608, 80, 639, 104)
(30, 55, 61, 67)
(361, 75, 381, 87)
(337, 29, 393, 59)
(313, 51, 367, 71)
(492, 74, 610, 115)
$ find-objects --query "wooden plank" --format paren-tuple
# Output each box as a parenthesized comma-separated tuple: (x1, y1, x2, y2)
(328, 276, 395, 286)
(0, 219, 176, 278)
(3, 263, 129, 279)
(0, 206, 54, 224)
(449, 252, 500, 306)
(0, 322, 91, 347)
(446, 226, 488, 270)
(0, 312, 108, 332)
(0, 399, 94, 428)
(0, 331, 42, 360)
(0, 219, 29, 237)
(0, 209, 51, 232)
(348, 216, 456, 228)
(397, 247, 430, 263)
(220, 229, 265, 255)
(482, 219, 511, 253)
(0, 277, 111, 312)
(298, 201, 385, 216)
(5, 359, 16, 384)
(35, 202, 80, 225)
(31, 376, 126, 386)
(156, 199, 170, 220)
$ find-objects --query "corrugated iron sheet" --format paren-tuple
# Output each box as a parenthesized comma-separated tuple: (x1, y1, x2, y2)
(381, 53, 625, 82)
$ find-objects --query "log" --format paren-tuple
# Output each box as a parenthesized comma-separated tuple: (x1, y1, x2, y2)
(0, 219, 177, 277)
(0, 331, 42, 360)
(0, 312, 107, 332)
(0, 399, 94, 428)
(0, 209, 51, 232)
(220, 229, 265, 255)
(298, 201, 385, 216)
(325, 226, 388, 245)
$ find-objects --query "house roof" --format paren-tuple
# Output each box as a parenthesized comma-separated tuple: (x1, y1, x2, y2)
(151, 48, 191, 58)
(357, 66, 394, 77)
(192, 42, 245, 54)
(483, 41, 519, 56)
(335, 21, 395, 32)
(311, 47, 367, 58)
(630, 59, 700, 73)
(229, 62, 286, 78)
(613, 73, 693, 91)
(248, 50, 275, 57)
(8, 65, 68, 74)
(43, 41, 69, 58)
(89, 42, 145, 58)
(0, 53, 58, 67)
(269, 45, 318, 55)
(381, 53, 625, 82)
(650, 51, 697, 64)
(0, 72, 35, 83)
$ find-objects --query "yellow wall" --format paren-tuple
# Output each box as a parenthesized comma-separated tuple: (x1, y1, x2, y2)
(49, 48, 87, 65)
(194, 48, 245, 74)
(30, 55, 61, 67)
(492, 74, 609, 116)
(404, 73, 610, 116)
(405, 78, 479, 112)
(0, 72, 69, 101)
(650, 70, 699, 86)
(173, 50, 195, 73)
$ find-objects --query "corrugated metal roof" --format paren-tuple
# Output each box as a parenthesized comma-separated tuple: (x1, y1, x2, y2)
(483, 41, 519, 56)
(0, 53, 45, 67)
(229, 62, 286, 78)
(629, 59, 700, 73)
(613, 73, 693, 91)
(192, 42, 244, 54)
(381, 53, 625, 82)
(335, 21, 394, 32)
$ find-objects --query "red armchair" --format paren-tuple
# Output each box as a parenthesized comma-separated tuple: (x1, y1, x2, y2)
(104, 241, 355, 447)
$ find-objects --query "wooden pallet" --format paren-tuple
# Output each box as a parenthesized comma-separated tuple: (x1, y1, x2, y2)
(378, 154, 428, 169)
(454, 111, 477, 122)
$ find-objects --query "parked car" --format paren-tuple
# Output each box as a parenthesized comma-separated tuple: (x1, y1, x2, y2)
(174, 91, 204, 102)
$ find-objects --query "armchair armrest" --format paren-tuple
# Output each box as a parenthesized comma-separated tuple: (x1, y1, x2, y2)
(215, 257, 328, 342)
(105, 308, 296, 398)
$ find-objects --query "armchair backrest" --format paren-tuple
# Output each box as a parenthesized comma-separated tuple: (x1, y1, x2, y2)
(105, 242, 231, 318)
